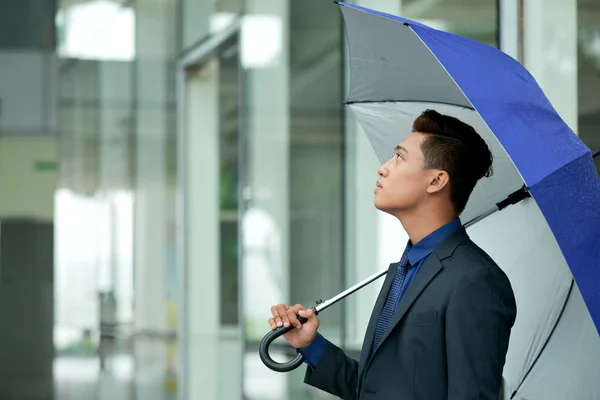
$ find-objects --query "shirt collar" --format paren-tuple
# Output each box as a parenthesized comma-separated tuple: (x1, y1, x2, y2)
(406, 218, 463, 266)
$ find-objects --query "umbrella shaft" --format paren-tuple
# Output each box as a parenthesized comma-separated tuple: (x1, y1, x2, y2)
(313, 202, 500, 315)
(313, 178, 569, 315)
(312, 207, 497, 315)
(464, 206, 497, 227)
(313, 198, 515, 315)
(314, 269, 388, 314)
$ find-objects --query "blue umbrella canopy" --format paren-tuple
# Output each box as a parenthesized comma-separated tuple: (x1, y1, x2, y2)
(337, 2, 600, 399)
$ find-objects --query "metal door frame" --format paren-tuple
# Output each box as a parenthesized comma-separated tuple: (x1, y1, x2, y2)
(175, 18, 242, 400)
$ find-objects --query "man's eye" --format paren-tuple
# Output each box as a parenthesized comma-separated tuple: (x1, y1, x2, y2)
(396, 153, 403, 160)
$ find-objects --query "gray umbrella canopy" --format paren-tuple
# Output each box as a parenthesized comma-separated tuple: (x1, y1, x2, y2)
(468, 199, 600, 399)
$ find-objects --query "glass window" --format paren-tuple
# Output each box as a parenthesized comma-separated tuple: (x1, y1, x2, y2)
(401, 0, 498, 47)
(288, 0, 345, 343)
(578, 0, 600, 173)
(54, 0, 179, 398)
(240, 1, 345, 399)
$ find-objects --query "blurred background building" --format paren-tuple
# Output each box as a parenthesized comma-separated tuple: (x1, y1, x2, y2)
(0, 0, 598, 399)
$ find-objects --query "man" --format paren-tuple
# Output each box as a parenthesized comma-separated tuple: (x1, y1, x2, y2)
(268, 109, 517, 399)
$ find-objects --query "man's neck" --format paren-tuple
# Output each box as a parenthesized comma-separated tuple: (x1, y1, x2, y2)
(396, 209, 457, 245)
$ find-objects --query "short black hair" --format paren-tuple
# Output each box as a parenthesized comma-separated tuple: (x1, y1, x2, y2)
(413, 109, 493, 215)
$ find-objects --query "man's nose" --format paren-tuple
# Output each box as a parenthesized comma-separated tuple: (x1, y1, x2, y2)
(377, 163, 388, 177)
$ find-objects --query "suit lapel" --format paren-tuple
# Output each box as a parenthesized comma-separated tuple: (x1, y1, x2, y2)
(372, 227, 469, 356)
(357, 262, 397, 380)
(375, 255, 443, 353)
(358, 227, 469, 379)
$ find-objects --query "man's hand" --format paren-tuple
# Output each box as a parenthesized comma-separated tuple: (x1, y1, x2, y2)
(268, 303, 320, 349)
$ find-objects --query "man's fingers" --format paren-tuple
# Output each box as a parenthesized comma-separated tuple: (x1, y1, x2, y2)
(277, 304, 291, 327)
(269, 303, 308, 329)
(287, 304, 305, 328)
(270, 305, 283, 327)
(298, 308, 316, 322)
(270, 304, 290, 327)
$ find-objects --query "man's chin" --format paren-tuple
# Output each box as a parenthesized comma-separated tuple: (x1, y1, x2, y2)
(374, 198, 404, 216)
(373, 198, 391, 213)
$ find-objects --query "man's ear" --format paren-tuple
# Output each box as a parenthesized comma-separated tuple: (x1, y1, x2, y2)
(426, 170, 450, 194)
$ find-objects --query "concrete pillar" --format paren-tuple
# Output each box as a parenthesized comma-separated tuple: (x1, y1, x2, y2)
(523, 0, 578, 133)
(240, 0, 292, 398)
(182, 61, 221, 400)
(499, 0, 520, 61)
(132, 0, 176, 398)
(180, 28, 246, 400)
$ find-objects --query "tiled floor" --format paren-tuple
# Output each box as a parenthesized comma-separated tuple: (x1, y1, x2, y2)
(51, 352, 336, 400)
(54, 356, 134, 400)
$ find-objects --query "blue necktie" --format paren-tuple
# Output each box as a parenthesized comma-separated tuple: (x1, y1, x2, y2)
(372, 250, 411, 352)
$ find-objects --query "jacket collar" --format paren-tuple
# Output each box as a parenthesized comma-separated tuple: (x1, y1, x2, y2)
(407, 218, 463, 266)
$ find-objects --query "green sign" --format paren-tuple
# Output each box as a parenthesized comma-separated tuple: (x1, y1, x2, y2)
(34, 160, 58, 171)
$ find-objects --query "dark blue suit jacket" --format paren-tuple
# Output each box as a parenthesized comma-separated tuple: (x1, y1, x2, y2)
(300, 223, 517, 399)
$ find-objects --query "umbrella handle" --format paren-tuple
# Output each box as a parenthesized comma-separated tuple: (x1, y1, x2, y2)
(259, 269, 389, 373)
(258, 314, 311, 372)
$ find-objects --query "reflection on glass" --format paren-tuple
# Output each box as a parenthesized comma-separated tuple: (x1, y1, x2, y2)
(56, 0, 135, 61)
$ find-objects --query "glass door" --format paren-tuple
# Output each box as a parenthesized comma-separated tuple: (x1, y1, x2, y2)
(176, 21, 243, 400)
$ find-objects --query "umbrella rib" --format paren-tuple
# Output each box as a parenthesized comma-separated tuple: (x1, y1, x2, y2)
(465, 148, 600, 228)
(509, 278, 575, 399)
(464, 185, 530, 228)
(344, 99, 475, 110)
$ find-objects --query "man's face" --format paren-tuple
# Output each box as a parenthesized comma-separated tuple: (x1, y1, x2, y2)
(374, 132, 432, 214)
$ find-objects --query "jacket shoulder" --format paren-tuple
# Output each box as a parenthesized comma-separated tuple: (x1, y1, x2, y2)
(447, 239, 515, 298)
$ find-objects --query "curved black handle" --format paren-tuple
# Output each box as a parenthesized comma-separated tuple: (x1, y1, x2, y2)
(259, 315, 309, 373)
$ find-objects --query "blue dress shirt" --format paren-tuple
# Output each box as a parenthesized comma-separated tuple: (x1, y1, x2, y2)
(298, 218, 463, 368)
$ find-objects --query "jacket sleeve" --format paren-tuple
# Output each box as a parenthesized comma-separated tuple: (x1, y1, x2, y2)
(445, 266, 517, 400)
(303, 336, 359, 400)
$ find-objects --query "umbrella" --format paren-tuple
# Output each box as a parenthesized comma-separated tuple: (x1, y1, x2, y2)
(260, 2, 600, 399)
